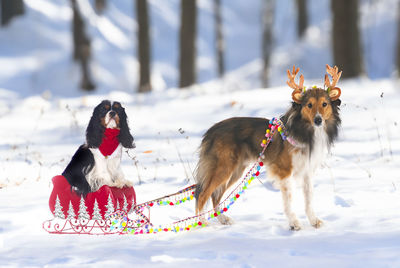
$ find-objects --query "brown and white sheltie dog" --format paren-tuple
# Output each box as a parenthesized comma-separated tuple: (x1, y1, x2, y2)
(194, 65, 342, 230)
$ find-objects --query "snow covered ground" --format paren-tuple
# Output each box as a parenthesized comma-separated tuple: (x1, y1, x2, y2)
(1, 79, 400, 267)
(1, 0, 400, 267)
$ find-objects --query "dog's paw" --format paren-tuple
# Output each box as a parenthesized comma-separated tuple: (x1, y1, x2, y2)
(198, 216, 208, 225)
(122, 180, 133, 188)
(310, 218, 324, 229)
(289, 220, 302, 231)
(217, 214, 234, 225)
(111, 179, 133, 188)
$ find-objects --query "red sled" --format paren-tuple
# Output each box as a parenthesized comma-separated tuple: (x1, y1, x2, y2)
(49, 175, 136, 219)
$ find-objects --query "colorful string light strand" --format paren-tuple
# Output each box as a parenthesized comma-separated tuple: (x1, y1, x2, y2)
(109, 162, 263, 234)
(136, 184, 196, 209)
(109, 117, 289, 235)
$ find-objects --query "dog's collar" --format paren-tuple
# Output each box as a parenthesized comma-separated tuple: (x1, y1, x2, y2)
(274, 117, 302, 148)
(262, 117, 302, 149)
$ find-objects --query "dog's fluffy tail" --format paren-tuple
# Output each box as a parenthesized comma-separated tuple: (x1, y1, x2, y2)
(194, 140, 216, 213)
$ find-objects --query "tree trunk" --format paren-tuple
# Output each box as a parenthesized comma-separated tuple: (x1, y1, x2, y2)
(136, 0, 152, 93)
(214, 0, 224, 78)
(331, 0, 362, 78)
(179, 0, 197, 88)
(79, 41, 95, 91)
(261, 0, 275, 88)
(296, 0, 308, 38)
(95, 0, 106, 14)
(70, 0, 95, 91)
(72, 0, 83, 61)
(0, 0, 24, 26)
(396, 1, 400, 76)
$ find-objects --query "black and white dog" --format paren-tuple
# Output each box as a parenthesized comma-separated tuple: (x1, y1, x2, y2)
(62, 100, 135, 196)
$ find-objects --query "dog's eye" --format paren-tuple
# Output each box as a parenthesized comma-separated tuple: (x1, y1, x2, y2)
(322, 102, 327, 107)
(307, 103, 312, 108)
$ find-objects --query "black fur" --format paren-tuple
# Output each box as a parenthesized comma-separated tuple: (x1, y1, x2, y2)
(282, 102, 315, 151)
(86, 100, 109, 148)
(113, 101, 135, 148)
(62, 145, 93, 196)
(327, 99, 341, 144)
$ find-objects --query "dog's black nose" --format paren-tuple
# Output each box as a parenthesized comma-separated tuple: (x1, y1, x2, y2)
(109, 111, 116, 118)
(314, 116, 322, 126)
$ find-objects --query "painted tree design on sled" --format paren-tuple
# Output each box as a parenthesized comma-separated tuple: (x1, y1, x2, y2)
(43, 194, 149, 235)
(43, 174, 141, 235)
(43, 182, 198, 235)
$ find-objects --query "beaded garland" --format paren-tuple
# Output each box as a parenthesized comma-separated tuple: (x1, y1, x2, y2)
(108, 163, 262, 235)
(137, 184, 196, 209)
(108, 117, 289, 235)
(261, 117, 297, 148)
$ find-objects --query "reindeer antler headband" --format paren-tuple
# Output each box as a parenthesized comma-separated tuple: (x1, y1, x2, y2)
(287, 64, 342, 104)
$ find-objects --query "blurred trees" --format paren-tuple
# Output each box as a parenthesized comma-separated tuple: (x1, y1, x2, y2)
(296, 0, 308, 38)
(397, 1, 400, 76)
(136, 0, 152, 93)
(331, 0, 362, 78)
(70, 0, 95, 91)
(261, 0, 275, 87)
(179, 0, 197, 88)
(0, 1, 382, 92)
(0, 0, 24, 26)
(94, 0, 106, 14)
(214, 0, 224, 78)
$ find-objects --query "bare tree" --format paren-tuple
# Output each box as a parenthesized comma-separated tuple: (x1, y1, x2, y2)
(331, 0, 362, 78)
(0, 0, 24, 26)
(179, 0, 197, 88)
(296, 0, 308, 38)
(214, 0, 224, 77)
(71, 0, 95, 91)
(261, 0, 275, 88)
(136, 0, 152, 92)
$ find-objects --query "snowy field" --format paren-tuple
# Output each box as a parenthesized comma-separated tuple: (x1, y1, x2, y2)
(1, 0, 400, 267)
(1, 79, 400, 267)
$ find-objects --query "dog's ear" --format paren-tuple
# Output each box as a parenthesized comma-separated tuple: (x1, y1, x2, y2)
(117, 105, 135, 148)
(292, 101, 301, 108)
(86, 102, 107, 147)
(332, 99, 341, 107)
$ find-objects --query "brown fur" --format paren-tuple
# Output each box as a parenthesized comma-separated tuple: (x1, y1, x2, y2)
(195, 117, 288, 214)
(101, 112, 120, 129)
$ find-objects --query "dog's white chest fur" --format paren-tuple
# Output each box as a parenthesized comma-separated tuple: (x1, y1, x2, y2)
(87, 144, 125, 191)
(292, 126, 329, 178)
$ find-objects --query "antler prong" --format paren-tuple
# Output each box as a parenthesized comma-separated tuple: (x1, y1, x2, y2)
(287, 65, 304, 103)
(325, 64, 342, 89)
(324, 64, 342, 101)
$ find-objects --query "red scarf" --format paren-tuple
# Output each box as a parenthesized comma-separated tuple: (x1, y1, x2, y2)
(99, 128, 120, 156)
